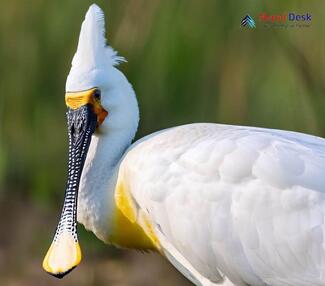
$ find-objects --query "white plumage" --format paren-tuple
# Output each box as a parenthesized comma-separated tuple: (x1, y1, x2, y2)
(120, 124, 325, 286)
(48, 4, 325, 286)
(66, 4, 125, 92)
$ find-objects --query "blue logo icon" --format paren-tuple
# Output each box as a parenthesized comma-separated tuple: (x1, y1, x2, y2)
(241, 15, 256, 28)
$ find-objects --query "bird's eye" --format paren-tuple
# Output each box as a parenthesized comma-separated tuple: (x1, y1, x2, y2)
(93, 89, 101, 100)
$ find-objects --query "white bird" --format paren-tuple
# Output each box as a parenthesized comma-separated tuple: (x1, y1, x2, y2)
(43, 4, 325, 286)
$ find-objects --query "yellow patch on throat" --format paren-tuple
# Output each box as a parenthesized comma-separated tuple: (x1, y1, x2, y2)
(111, 178, 160, 251)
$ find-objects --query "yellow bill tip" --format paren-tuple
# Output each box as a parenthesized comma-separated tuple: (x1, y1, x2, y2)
(42, 232, 82, 278)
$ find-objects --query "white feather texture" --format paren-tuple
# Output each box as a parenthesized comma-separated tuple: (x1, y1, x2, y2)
(120, 124, 325, 286)
(66, 4, 125, 91)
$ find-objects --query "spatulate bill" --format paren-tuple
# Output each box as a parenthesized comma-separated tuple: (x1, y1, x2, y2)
(43, 105, 97, 278)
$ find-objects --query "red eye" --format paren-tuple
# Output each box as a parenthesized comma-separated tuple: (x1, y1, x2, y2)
(93, 89, 101, 100)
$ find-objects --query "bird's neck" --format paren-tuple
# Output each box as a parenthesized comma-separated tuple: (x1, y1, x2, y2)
(77, 128, 130, 241)
(77, 127, 159, 251)
(77, 79, 141, 243)
(76, 76, 159, 250)
(77, 120, 159, 251)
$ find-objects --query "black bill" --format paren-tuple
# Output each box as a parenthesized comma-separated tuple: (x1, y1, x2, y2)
(42, 104, 97, 278)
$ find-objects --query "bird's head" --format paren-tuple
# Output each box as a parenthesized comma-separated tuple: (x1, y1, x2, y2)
(42, 4, 138, 278)
(65, 3, 128, 132)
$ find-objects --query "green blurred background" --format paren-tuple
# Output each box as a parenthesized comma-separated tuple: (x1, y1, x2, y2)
(0, 0, 324, 285)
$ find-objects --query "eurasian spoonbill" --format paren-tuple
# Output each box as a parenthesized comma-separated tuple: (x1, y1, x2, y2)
(43, 4, 325, 286)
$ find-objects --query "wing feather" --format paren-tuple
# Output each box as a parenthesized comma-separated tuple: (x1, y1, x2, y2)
(122, 123, 325, 286)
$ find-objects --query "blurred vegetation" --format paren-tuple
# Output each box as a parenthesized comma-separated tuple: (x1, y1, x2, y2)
(0, 0, 324, 284)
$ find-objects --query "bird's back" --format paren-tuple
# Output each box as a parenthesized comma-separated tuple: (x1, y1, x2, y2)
(119, 123, 325, 286)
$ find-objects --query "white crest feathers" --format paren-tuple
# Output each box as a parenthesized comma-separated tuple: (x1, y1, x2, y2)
(66, 4, 125, 91)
